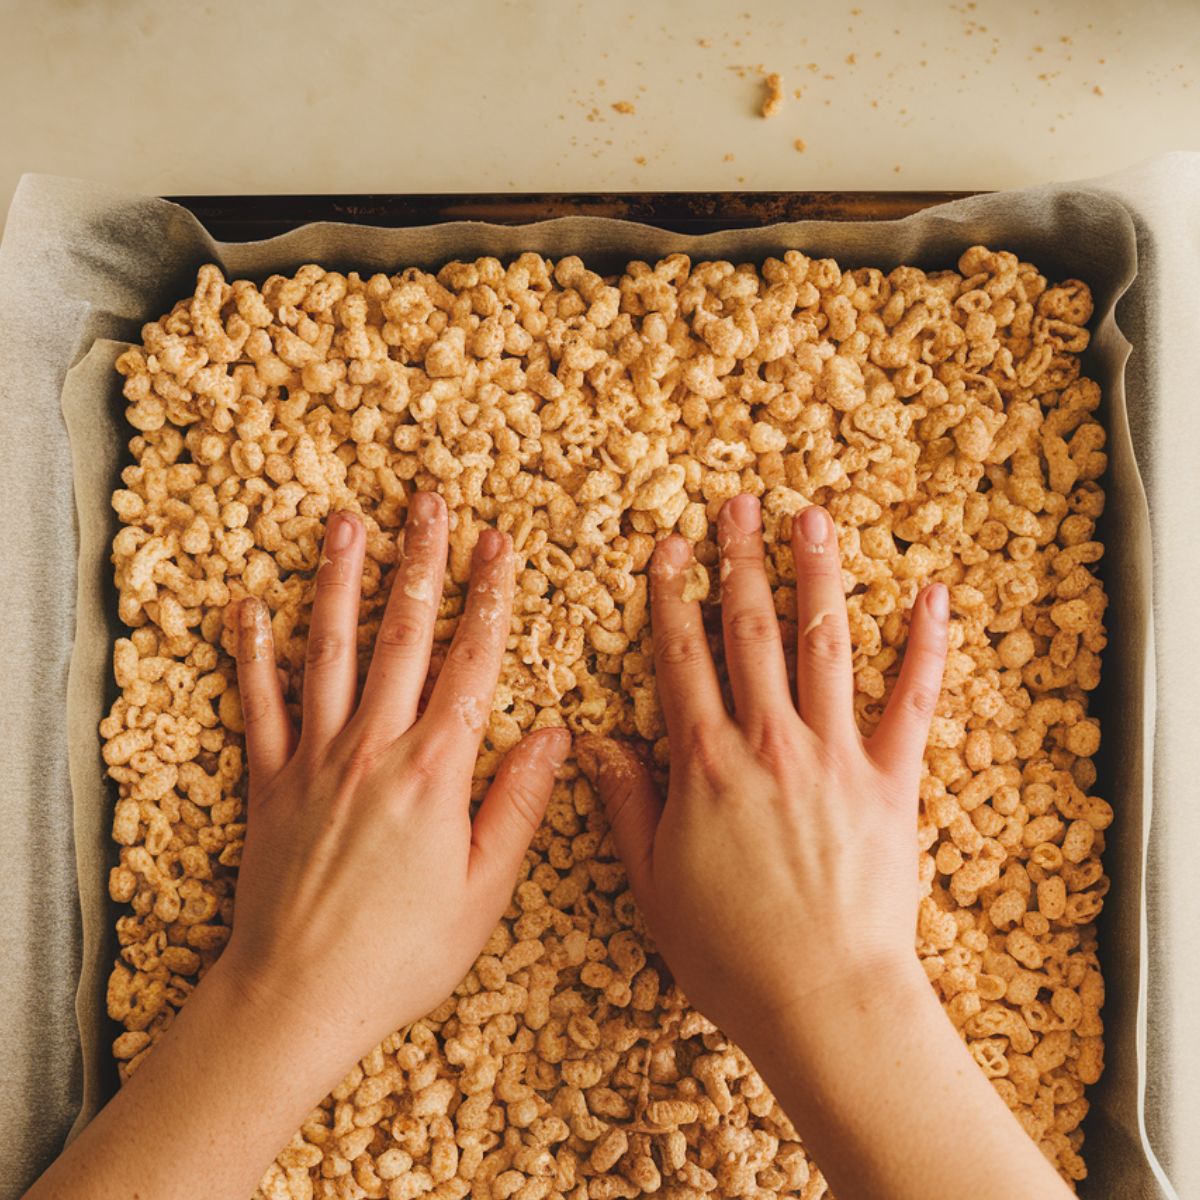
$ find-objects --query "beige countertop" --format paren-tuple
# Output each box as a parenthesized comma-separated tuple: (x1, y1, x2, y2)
(1, 0, 1198, 229)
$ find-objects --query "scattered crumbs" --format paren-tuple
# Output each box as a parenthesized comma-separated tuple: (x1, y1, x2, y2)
(612, 100, 636, 114)
(697, 36, 711, 47)
(893, 164, 902, 173)
(1034, 44, 1044, 52)
(807, 62, 819, 72)
(737, 174, 746, 183)
(851, 5, 862, 12)
(634, 155, 647, 166)
(845, 52, 857, 65)
(1060, 35, 1072, 43)
(822, 73, 835, 80)
(919, 59, 928, 67)
(793, 87, 803, 98)
(761, 71, 785, 117)
(1098, 57, 1106, 64)
(596, 77, 606, 86)
(1093, 84, 1104, 95)
(723, 152, 736, 161)
(870, 98, 879, 108)
(793, 138, 807, 152)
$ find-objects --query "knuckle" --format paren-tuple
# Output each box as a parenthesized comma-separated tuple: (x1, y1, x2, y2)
(682, 717, 734, 786)
(726, 606, 779, 647)
(240, 690, 273, 727)
(503, 777, 546, 833)
(655, 629, 708, 667)
(803, 619, 849, 664)
(900, 680, 942, 720)
(797, 554, 843, 586)
(378, 614, 428, 652)
(721, 539, 763, 566)
(404, 737, 444, 786)
(604, 778, 640, 830)
(448, 634, 494, 671)
(743, 714, 799, 766)
(306, 632, 347, 668)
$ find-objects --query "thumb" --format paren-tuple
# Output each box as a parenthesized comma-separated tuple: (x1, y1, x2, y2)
(470, 727, 570, 890)
(576, 735, 662, 901)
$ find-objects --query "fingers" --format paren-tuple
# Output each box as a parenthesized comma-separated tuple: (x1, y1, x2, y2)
(236, 597, 293, 800)
(717, 495, 792, 727)
(866, 584, 949, 782)
(576, 735, 662, 900)
(469, 727, 570, 891)
(300, 510, 367, 749)
(421, 529, 514, 753)
(790, 505, 857, 743)
(357, 492, 448, 745)
(649, 535, 730, 739)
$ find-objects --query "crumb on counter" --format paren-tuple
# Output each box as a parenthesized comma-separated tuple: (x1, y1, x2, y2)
(761, 70, 784, 117)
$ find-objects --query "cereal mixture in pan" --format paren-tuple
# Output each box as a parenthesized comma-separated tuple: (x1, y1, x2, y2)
(102, 247, 1110, 1196)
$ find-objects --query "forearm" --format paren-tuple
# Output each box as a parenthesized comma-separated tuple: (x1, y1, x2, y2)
(25, 961, 352, 1200)
(739, 956, 1074, 1200)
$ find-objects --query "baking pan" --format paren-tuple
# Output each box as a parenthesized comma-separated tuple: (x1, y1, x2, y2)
(0, 178, 1165, 1197)
(166, 190, 979, 240)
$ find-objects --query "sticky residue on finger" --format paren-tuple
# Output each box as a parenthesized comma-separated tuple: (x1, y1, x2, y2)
(473, 578, 508, 628)
(803, 609, 833, 638)
(238, 598, 272, 662)
(402, 575, 434, 603)
(680, 562, 711, 604)
(456, 694, 484, 732)
(317, 553, 351, 583)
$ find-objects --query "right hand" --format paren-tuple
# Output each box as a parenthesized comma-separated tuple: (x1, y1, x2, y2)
(578, 493, 949, 1054)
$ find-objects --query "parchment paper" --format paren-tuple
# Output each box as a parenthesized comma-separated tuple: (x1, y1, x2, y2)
(2, 164, 1195, 1199)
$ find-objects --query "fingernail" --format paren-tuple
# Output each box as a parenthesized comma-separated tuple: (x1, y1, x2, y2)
(238, 595, 261, 630)
(574, 736, 601, 780)
(327, 511, 356, 552)
(541, 727, 572, 766)
(410, 491, 440, 522)
(799, 505, 830, 544)
(238, 597, 270, 661)
(653, 535, 691, 574)
(477, 528, 504, 562)
(928, 583, 949, 621)
(726, 493, 760, 534)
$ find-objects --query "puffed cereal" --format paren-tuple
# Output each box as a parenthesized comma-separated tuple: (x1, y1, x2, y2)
(103, 246, 1110, 1195)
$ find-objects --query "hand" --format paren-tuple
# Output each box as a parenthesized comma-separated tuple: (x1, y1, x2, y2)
(218, 492, 569, 1062)
(23, 493, 570, 1200)
(578, 493, 948, 1056)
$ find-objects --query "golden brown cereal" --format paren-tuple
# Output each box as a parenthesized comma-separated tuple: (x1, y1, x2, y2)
(103, 248, 1109, 1195)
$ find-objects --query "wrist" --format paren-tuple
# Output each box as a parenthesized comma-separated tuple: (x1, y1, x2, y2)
(196, 951, 360, 1097)
(734, 949, 936, 1066)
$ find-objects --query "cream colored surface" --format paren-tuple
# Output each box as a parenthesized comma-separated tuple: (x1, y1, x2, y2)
(1, 0, 1199, 229)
